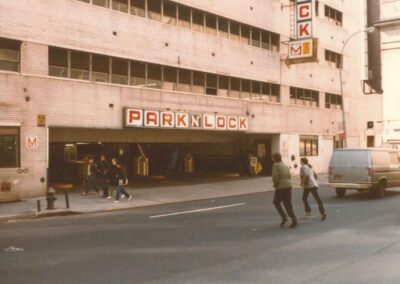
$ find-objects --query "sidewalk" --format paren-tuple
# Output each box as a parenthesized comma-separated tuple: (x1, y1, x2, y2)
(0, 174, 328, 222)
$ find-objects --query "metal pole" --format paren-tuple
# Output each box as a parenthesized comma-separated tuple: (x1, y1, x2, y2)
(36, 200, 41, 212)
(65, 191, 70, 209)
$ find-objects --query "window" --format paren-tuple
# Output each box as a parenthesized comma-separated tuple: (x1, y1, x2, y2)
(325, 50, 342, 68)
(178, 5, 191, 29)
(325, 5, 342, 26)
(218, 17, 229, 39)
(49, 47, 68, 78)
(251, 28, 261, 48)
(93, 0, 109, 8)
(205, 14, 217, 36)
(0, 127, 20, 168)
(111, 57, 128, 84)
(192, 71, 205, 94)
(147, 63, 162, 88)
(271, 33, 280, 52)
(163, 66, 177, 90)
(240, 25, 251, 45)
(300, 136, 318, 157)
(218, 76, 229, 96)
(206, 74, 217, 95)
(177, 69, 191, 92)
(192, 9, 204, 33)
(261, 31, 271, 50)
(0, 38, 20, 72)
(78, 0, 90, 3)
(163, 1, 177, 25)
(230, 77, 240, 98)
(112, 0, 128, 13)
(241, 79, 251, 99)
(92, 54, 110, 82)
(325, 93, 342, 109)
(290, 87, 319, 107)
(252, 81, 262, 100)
(70, 51, 89, 80)
(230, 21, 240, 42)
(131, 0, 145, 17)
(130, 60, 146, 86)
(260, 82, 280, 102)
(147, 0, 161, 21)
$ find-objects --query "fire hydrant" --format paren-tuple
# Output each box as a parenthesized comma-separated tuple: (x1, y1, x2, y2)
(46, 187, 57, 210)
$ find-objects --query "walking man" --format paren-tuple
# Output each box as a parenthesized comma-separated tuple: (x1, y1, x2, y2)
(272, 153, 297, 228)
(300, 158, 326, 220)
(98, 154, 112, 198)
(82, 157, 99, 195)
(111, 158, 132, 203)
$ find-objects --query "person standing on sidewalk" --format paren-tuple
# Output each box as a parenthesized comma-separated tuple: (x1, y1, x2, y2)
(272, 153, 297, 228)
(300, 158, 326, 221)
(98, 155, 112, 198)
(82, 157, 99, 195)
(111, 158, 132, 203)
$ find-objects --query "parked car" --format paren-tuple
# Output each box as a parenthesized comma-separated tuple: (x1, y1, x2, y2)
(328, 148, 400, 198)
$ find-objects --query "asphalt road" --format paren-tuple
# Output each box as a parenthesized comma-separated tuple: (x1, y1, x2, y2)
(1, 186, 400, 284)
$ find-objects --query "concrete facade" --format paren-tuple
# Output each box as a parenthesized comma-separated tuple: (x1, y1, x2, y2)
(0, 0, 382, 201)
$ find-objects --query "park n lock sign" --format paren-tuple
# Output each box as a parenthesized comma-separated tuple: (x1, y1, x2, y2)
(287, 0, 318, 64)
(124, 108, 249, 132)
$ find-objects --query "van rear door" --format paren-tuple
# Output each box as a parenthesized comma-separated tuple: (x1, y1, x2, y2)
(330, 150, 371, 183)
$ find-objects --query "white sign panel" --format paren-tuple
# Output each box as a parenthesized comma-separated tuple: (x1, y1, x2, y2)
(26, 136, 38, 149)
(288, 39, 313, 59)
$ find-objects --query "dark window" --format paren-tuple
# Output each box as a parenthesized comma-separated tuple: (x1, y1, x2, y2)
(0, 127, 20, 168)
(271, 33, 280, 52)
(290, 87, 318, 107)
(111, 57, 128, 84)
(49, 47, 68, 78)
(146, 63, 162, 88)
(92, 54, 109, 82)
(206, 74, 217, 95)
(241, 25, 250, 45)
(112, 0, 128, 12)
(261, 31, 271, 50)
(130, 60, 146, 86)
(241, 79, 251, 98)
(178, 5, 191, 29)
(230, 77, 240, 98)
(147, 0, 162, 21)
(163, 1, 177, 25)
(325, 50, 342, 68)
(325, 93, 342, 109)
(131, 0, 145, 17)
(206, 14, 217, 36)
(177, 69, 191, 92)
(325, 5, 343, 26)
(300, 136, 318, 157)
(218, 17, 229, 39)
(218, 75, 229, 96)
(192, 9, 204, 32)
(70, 51, 89, 80)
(93, 0, 109, 8)
(163, 67, 177, 90)
(230, 21, 240, 42)
(193, 71, 205, 93)
(251, 28, 261, 48)
(252, 81, 262, 99)
(78, 0, 90, 3)
(0, 38, 20, 72)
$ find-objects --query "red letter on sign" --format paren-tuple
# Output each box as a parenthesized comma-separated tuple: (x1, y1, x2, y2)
(127, 109, 143, 126)
(161, 112, 174, 128)
(239, 117, 248, 130)
(298, 23, 310, 37)
(27, 137, 37, 148)
(228, 117, 238, 130)
(216, 116, 226, 129)
(300, 5, 310, 18)
(176, 113, 188, 128)
(145, 111, 159, 127)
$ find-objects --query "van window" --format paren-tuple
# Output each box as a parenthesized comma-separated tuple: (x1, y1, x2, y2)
(331, 151, 369, 167)
(371, 151, 390, 167)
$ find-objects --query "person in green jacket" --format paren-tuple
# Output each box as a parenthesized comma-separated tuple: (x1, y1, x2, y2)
(272, 153, 297, 228)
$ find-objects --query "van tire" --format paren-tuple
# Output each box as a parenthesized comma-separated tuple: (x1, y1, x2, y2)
(335, 188, 346, 197)
(374, 181, 386, 198)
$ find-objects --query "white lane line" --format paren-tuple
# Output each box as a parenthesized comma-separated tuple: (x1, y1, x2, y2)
(149, 203, 246, 219)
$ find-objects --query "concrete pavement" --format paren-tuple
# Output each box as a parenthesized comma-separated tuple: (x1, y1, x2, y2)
(0, 174, 328, 222)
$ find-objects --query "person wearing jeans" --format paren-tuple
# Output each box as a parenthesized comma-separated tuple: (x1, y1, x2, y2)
(111, 158, 132, 203)
(272, 153, 297, 228)
(300, 157, 326, 221)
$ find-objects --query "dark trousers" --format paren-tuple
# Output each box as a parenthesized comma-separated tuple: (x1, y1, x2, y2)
(273, 187, 296, 220)
(303, 187, 325, 214)
(101, 184, 109, 197)
(84, 175, 99, 193)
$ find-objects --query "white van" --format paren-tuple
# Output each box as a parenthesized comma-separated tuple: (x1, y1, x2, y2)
(328, 148, 400, 197)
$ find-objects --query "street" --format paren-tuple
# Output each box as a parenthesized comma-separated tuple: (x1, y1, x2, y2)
(1, 186, 400, 284)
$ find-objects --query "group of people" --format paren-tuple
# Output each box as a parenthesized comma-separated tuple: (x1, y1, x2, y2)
(82, 155, 132, 203)
(272, 153, 326, 228)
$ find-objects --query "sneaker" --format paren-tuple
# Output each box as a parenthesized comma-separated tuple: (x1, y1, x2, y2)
(321, 213, 327, 221)
(121, 194, 126, 199)
(113, 200, 120, 203)
(128, 195, 132, 201)
(107, 196, 112, 199)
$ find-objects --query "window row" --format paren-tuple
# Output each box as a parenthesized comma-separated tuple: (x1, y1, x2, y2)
(290, 87, 319, 107)
(324, 5, 342, 26)
(300, 135, 319, 157)
(325, 49, 342, 69)
(0, 38, 21, 72)
(0, 127, 20, 168)
(49, 47, 280, 101)
(325, 93, 342, 110)
(77, 0, 280, 52)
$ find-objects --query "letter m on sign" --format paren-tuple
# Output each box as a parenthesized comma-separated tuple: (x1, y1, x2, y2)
(26, 136, 38, 149)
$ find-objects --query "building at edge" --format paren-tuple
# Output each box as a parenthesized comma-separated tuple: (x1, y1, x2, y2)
(0, 0, 382, 201)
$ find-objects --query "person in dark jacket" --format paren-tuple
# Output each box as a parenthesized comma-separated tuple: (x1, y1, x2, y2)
(272, 153, 297, 228)
(82, 157, 99, 195)
(98, 155, 112, 198)
(111, 158, 132, 203)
